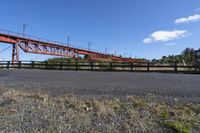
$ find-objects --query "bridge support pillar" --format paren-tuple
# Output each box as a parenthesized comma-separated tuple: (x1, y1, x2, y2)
(12, 43, 19, 64)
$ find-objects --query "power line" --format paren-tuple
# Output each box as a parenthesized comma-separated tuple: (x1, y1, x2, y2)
(0, 45, 12, 54)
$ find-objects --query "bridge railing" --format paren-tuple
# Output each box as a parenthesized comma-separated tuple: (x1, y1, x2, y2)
(0, 61, 200, 73)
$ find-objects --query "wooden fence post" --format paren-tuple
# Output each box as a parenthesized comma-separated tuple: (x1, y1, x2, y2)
(195, 64, 197, 72)
(31, 61, 34, 69)
(147, 63, 150, 72)
(18, 61, 21, 68)
(45, 61, 48, 69)
(174, 62, 177, 72)
(91, 61, 93, 71)
(60, 62, 63, 70)
(130, 63, 133, 72)
(195, 62, 198, 72)
(75, 62, 78, 71)
(6, 61, 10, 69)
(110, 62, 112, 71)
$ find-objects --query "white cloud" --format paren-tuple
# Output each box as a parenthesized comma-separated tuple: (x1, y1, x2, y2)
(175, 14, 200, 24)
(143, 30, 187, 44)
(143, 38, 153, 44)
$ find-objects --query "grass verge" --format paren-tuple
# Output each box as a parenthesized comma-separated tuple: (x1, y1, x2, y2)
(0, 89, 199, 132)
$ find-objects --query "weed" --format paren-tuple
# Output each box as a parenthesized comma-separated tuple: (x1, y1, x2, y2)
(0, 107, 5, 113)
(161, 111, 169, 119)
(127, 96, 149, 109)
(107, 99, 121, 111)
(164, 121, 191, 133)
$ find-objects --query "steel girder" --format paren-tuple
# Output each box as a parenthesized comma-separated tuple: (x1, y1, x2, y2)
(0, 30, 145, 63)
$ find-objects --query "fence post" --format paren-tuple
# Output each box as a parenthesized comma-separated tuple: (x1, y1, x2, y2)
(174, 62, 177, 72)
(110, 62, 112, 71)
(147, 63, 150, 72)
(18, 61, 21, 69)
(130, 63, 133, 72)
(75, 61, 78, 71)
(45, 61, 48, 69)
(91, 61, 93, 71)
(195, 62, 198, 72)
(6, 61, 10, 69)
(195, 63, 200, 72)
(60, 62, 63, 70)
(31, 61, 34, 69)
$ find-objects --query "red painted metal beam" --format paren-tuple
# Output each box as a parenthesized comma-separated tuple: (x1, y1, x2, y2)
(0, 29, 145, 63)
(0, 35, 17, 44)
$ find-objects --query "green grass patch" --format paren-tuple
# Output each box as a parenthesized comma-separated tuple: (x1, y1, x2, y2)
(161, 111, 169, 119)
(164, 121, 191, 133)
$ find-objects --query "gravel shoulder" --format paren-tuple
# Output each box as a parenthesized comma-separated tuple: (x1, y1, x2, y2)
(0, 88, 199, 133)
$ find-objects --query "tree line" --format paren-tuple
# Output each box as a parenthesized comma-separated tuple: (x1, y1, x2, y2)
(151, 48, 199, 65)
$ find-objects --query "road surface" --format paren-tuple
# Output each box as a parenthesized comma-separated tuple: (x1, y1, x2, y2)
(0, 69, 200, 102)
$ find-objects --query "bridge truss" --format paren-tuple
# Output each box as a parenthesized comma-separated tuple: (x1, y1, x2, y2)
(0, 29, 144, 63)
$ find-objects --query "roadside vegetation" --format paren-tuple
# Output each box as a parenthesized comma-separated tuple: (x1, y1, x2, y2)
(0, 88, 199, 132)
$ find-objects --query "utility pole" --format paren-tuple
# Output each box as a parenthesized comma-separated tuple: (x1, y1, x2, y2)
(105, 47, 108, 54)
(114, 50, 117, 56)
(23, 24, 27, 37)
(88, 41, 91, 50)
(67, 36, 70, 47)
(124, 53, 126, 57)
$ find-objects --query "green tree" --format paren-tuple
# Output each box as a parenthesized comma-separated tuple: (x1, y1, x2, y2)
(151, 48, 198, 65)
(181, 48, 195, 64)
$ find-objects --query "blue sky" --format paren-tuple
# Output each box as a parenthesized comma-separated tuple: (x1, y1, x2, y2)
(0, 0, 200, 60)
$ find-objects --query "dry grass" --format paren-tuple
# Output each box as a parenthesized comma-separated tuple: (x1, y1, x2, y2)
(0, 89, 200, 133)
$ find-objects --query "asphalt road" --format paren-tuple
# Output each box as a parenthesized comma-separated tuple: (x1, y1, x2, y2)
(0, 69, 200, 102)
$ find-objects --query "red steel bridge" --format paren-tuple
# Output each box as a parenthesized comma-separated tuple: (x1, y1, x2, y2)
(0, 29, 144, 63)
